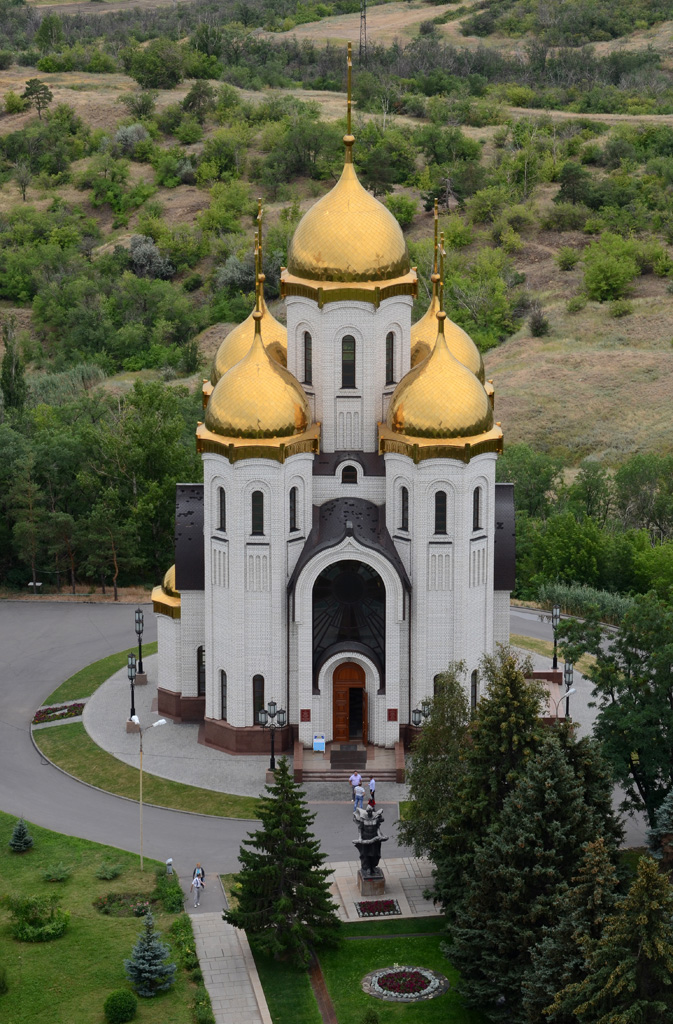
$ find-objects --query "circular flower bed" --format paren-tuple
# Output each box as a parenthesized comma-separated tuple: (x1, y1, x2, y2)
(362, 965, 450, 1003)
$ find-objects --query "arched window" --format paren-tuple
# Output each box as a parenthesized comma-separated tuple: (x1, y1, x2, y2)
(253, 674, 264, 723)
(303, 331, 312, 385)
(341, 465, 357, 484)
(434, 491, 447, 535)
(220, 670, 227, 721)
(433, 673, 442, 697)
(470, 670, 478, 710)
(197, 646, 205, 697)
(473, 486, 482, 531)
(385, 331, 395, 385)
(217, 487, 226, 532)
(289, 486, 298, 532)
(341, 335, 356, 389)
(400, 486, 409, 531)
(251, 490, 264, 536)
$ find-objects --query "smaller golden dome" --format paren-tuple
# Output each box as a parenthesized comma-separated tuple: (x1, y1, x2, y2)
(162, 564, 180, 598)
(210, 295, 287, 385)
(388, 313, 493, 439)
(411, 293, 485, 382)
(205, 313, 311, 439)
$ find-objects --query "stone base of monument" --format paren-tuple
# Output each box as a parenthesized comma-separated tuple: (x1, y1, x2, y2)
(357, 869, 385, 896)
(134, 672, 148, 686)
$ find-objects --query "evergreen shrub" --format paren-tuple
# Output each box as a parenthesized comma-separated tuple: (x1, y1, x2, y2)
(529, 306, 550, 337)
(9, 818, 33, 853)
(96, 860, 125, 880)
(42, 862, 72, 882)
(609, 299, 633, 317)
(566, 294, 587, 313)
(538, 581, 633, 624)
(556, 246, 580, 270)
(124, 911, 176, 997)
(103, 989, 137, 1023)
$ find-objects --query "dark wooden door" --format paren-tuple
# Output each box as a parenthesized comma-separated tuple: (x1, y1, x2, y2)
(333, 662, 365, 743)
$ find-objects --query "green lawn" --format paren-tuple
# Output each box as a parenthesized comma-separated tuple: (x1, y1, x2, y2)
(35, 722, 261, 819)
(45, 641, 159, 703)
(251, 944, 323, 1024)
(0, 810, 192, 1024)
(510, 634, 595, 676)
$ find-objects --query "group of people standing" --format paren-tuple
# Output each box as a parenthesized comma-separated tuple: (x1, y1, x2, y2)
(349, 771, 375, 810)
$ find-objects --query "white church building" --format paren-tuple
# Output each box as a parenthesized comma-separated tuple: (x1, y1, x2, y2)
(152, 72, 515, 756)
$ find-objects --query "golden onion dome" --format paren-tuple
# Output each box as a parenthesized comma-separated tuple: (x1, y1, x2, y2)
(210, 295, 287, 385)
(162, 564, 180, 598)
(205, 312, 311, 439)
(287, 141, 410, 283)
(388, 312, 493, 439)
(411, 291, 485, 382)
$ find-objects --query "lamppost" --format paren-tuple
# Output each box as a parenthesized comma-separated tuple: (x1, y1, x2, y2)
(551, 604, 561, 669)
(130, 715, 167, 871)
(552, 688, 576, 721)
(411, 698, 432, 728)
(128, 653, 136, 721)
(258, 700, 286, 771)
(134, 608, 147, 685)
(564, 660, 574, 719)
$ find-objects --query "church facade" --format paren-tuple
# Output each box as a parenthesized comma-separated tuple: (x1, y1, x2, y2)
(152, 70, 515, 754)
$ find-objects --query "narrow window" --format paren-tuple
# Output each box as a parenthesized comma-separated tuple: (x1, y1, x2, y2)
(253, 674, 265, 723)
(218, 487, 226, 532)
(341, 335, 356, 389)
(220, 670, 227, 721)
(303, 331, 312, 385)
(434, 491, 447, 535)
(289, 486, 298, 532)
(385, 331, 395, 385)
(341, 465, 357, 484)
(470, 670, 478, 710)
(401, 486, 409, 531)
(251, 490, 264, 536)
(433, 673, 442, 697)
(197, 646, 205, 697)
(473, 487, 482, 531)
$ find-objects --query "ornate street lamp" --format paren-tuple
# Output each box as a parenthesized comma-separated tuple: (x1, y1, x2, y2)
(564, 660, 574, 719)
(135, 608, 145, 681)
(552, 604, 561, 669)
(258, 701, 287, 771)
(553, 687, 576, 721)
(128, 653, 137, 721)
(411, 698, 432, 728)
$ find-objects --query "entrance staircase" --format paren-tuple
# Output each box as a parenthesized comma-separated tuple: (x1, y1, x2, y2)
(299, 742, 401, 783)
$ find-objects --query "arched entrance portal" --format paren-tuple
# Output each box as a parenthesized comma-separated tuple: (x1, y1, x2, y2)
(333, 662, 367, 743)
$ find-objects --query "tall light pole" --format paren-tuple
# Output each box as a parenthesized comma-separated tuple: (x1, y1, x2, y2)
(130, 715, 167, 871)
(552, 688, 576, 721)
(258, 700, 286, 771)
(564, 660, 574, 719)
(128, 653, 136, 721)
(552, 604, 561, 669)
(134, 608, 147, 685)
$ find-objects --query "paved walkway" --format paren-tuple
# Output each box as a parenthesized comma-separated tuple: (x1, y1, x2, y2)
(189, 911, 272, 1024)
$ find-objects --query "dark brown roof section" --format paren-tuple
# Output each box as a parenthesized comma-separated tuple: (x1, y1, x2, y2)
(175, 484, 204, 591)
(494, 482, 515, 592)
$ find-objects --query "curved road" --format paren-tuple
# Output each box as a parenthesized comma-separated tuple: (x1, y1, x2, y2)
(0, 601, 555, 869)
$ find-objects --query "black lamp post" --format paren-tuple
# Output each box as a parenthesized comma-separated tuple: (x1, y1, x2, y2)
(411, 698, 432, 728)
(258, 700, 287, 771)
(564, 660, 574, 719)
(128, 653, 137, 721)
(135, 608, 144, 675)
(551, 604, 561, 669)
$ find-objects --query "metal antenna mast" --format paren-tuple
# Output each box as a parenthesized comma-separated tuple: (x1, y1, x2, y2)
(359, 0, 367, 65)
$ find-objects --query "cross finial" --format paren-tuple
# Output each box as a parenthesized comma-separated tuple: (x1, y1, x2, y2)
(433, 198, 439, 275)
(347, 42, 352, 136)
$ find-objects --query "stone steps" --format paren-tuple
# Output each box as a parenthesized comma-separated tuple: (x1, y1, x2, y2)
(302, 769, 399, 782)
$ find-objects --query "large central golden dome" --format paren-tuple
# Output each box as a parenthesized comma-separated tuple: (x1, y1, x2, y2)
(287, 142, 410, 283)
(205, 313, 310, 439)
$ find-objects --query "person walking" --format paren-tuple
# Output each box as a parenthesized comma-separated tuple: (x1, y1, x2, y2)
(192, 862, 205, 882)
(349, 771, 362, 799)
(354, 782, 365, 810)
(190, 873, 205, 908)
(368, 776, 376, 804)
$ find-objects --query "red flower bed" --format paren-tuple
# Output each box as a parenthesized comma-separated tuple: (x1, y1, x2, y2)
(356, 899, 401, 917)
(33, 703, 85, 724)
(378, 970, 431, 995)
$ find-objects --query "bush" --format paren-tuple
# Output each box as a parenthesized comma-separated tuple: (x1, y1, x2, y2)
(9, 818, 33, 853)
(103, 989, 137, 1023)
(193, 984, 216, 1024)
(183, 273, 203, 292)
(529, 306, 550, 337)
(169, 913, 199, 970)
(115, 124, 149, 156)
(540, 203, 590, 232)
(4, 91, 27, 114)
(556, 246, 580, 271)
(537, 581, 633, 626)
(609, 299, 633, 318)
(442, 214, 472, 249)
(154, 868, 185, 912)
(124, 39, 183, 90)
(566, 294, 587, 313)
(384, 194, 417, 229)
(175, 116, 203, 145)
(96, 860, 125, 880)
(2, 893, 69, 942)
(42, 862, 72, 883)
(584, 237, 639, 301)
(0, 51, 13, 70)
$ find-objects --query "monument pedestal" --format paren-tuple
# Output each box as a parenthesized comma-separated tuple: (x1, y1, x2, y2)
(126, 719, 140, 734)
(357, 869, 385, 896)
(134, 672, 148, 686)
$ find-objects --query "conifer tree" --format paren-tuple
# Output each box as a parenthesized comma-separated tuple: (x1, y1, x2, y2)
(448, 733, 607, 1023)
(646, 789, 673, 872)
(9, 818, 33, 853)
(522, 837, 619, 1023)
(550, 856, 673, 1024)
(432, 648, 546, 913)
(224, 756, 340, 968)
(124, 911, 176, 997)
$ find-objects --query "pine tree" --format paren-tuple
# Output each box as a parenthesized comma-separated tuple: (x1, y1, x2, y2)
(124, 911, 176, 997)
(448, 733, 606, 1024)
(432, 648, 546, 914)
(550, 856, 673, 1024)
(522, 837, 619, 1023)
(224, 756, 340, 968)
(646, 789, 673, 872)
(9, 818, 33, 853)
(0, 317, 27, 413)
